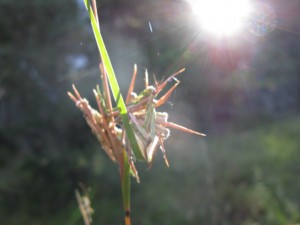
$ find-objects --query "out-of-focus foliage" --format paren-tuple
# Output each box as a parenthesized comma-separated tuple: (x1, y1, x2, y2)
(0, 0, 300, 224)
(0, 0, 101, 223)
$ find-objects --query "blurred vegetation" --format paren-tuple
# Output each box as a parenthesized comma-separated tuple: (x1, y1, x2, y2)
(0, 0, 300, 224)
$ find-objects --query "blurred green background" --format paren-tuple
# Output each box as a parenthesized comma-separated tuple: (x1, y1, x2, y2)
(1, 0, 300, 224)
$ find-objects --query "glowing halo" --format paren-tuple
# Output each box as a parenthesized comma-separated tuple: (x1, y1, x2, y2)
(187, 0, 253, 37)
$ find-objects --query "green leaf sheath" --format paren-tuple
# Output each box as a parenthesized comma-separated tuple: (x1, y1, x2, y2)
(82, 0, 144, 160)
(122, 150, 131, 221)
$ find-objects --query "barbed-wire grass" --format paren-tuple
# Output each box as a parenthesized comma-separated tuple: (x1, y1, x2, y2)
(68, 0, 205, 224)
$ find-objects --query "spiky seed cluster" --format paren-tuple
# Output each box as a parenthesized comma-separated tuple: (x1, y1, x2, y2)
(68, 66, 205, 182)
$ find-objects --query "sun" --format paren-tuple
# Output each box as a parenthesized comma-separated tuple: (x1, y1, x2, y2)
(187, 0, 253, 37)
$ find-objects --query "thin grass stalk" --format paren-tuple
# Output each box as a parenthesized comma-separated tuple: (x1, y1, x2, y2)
(121, 149, 131, 225)
(83, 1, 137, 224)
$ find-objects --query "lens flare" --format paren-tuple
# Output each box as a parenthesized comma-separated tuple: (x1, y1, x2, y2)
(187, 0, 253, 37)
(249, 3, 276, 36)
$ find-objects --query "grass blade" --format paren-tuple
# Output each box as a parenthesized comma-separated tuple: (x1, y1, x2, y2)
(82, 0, 144, 160)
